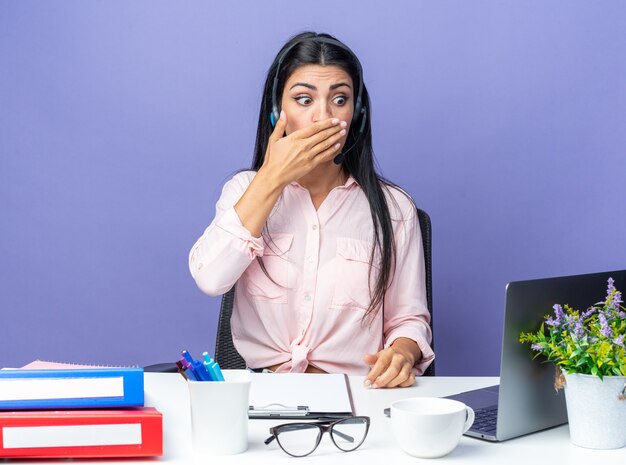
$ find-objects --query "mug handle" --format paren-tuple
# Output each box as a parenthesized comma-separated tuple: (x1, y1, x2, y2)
(463, 406, 475, 433)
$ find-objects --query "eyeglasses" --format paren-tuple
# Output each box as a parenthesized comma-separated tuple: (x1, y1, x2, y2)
(264, 416, 370, 457)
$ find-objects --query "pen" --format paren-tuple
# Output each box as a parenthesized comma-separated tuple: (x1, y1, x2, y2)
(202, 352, 225, 381)
(191, 359, 212, 381)
(181, 350, 195, 365)
(181, 350, 213, 381)
(180, 358, 199, 381)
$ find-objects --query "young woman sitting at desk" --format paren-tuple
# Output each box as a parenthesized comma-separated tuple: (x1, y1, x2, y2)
(189, 32, 434, 388)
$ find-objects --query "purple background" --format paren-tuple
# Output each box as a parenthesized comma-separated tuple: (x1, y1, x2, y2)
(1, 1, 625, 374)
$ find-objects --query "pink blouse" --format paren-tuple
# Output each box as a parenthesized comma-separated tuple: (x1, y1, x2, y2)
(189, 171, 434, 375)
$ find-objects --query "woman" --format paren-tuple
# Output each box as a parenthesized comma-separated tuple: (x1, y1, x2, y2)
(189, 32, 434, 388)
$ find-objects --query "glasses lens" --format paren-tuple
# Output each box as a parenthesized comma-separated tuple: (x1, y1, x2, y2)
(275, 424, 322, 457)
(331, 417, 369, 452)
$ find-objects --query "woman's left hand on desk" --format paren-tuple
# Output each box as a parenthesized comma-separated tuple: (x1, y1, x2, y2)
(363, 338, 422, 388)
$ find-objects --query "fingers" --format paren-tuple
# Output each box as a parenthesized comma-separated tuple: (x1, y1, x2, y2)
(308, 127, 347, 159)
(310, 138, 342, 164)
(385, 366, 415, 388)
(268, 110, 287, 144)
(301, 122, 347, 153)
(287, 120, 346, 166)
(292, 117, 342, 140)
(363, 349, 415, 389)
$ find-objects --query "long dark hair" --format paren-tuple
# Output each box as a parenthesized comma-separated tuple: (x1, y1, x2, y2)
(252, 31, 406, 322)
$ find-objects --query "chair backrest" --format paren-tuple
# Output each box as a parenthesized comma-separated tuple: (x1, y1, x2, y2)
(214, 285, 246, 369)
(215, 207, 434, 375)
(416, 208, 435, 376)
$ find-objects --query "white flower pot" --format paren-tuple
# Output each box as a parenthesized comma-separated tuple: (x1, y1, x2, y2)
(562, 371, 626, 449)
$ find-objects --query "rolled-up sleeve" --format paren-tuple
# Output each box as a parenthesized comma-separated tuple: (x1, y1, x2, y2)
(383, 203, 435, 376)
(189, 172, 263, 296)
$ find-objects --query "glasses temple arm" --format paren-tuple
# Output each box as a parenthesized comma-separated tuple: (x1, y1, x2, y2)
(331, 429, 355, 443)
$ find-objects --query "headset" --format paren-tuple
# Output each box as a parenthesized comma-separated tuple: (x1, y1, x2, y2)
(269, 36, 367, 164)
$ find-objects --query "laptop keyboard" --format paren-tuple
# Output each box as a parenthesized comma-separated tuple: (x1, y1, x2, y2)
(471, 406, 498, 435)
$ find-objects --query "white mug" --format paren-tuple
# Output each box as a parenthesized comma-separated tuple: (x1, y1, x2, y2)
(187, 369, 251, 456)
(390, 397, 474, 458)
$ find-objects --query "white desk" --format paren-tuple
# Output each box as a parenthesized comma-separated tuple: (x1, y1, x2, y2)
(12, 373, 626, 464)
(146, 373, 625, 465)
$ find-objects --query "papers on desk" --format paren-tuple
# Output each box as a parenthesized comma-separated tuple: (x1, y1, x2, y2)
(249, 372, 354, 419)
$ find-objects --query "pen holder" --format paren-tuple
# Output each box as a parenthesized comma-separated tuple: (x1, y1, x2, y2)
(187, 369, 251, 456)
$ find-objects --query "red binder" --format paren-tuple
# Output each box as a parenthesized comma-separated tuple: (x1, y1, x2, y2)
(0, 407, 162, 458)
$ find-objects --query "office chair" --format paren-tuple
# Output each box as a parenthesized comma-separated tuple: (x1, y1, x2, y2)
(214, 207, 435, 376)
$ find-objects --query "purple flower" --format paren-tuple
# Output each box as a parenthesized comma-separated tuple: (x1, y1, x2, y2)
(581, 306, 597, 320)
(554, 304, 564, 319)
(531, 343, 543, 352)
(611, 291, 623, 310)
(613, 335, 625, 348)
(573, 318, 585, 339)
(607, 277, 615, 296)
(598, 313, 613, 339)
(547, 304, 565, 327)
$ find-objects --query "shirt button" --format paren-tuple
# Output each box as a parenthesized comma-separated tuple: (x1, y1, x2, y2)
(312, 224, 318, 230)
(197, 262, 204, 270)
(308, 256, 314, 263)
(304, 294, 311, 302)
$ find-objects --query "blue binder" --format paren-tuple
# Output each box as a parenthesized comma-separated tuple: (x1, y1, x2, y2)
(0, 368, 144, 410)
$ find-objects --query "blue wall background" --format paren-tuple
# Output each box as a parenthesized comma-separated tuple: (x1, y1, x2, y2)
(2, 1, 625, 374)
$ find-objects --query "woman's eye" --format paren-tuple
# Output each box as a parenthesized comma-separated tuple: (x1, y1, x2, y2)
(295, 96, 313, 105)
(333, 95, 348, 106)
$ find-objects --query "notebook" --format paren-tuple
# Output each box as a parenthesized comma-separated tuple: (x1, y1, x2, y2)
(446, 269, 626, 441)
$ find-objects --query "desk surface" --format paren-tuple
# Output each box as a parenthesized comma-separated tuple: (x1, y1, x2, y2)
(11, 373, 625, 464)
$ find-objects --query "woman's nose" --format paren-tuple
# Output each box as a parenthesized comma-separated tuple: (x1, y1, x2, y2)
(312, 103, 332, 122)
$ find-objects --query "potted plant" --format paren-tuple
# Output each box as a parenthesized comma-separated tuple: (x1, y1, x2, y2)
(519, 277, 626, 449)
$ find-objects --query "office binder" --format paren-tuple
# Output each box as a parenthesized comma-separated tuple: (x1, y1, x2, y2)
(0, 367, 144, 410)
(0, 407, 162, 458)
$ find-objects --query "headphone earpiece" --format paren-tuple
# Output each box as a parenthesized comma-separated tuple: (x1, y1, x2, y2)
(269, 110, 278, 127)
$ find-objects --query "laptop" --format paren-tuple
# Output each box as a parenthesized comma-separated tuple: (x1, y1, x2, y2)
(446, 269, 626, 442)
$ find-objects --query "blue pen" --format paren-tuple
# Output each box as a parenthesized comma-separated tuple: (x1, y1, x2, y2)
(201, 352, 219, 381)
(202, 352, 225, 381)
(182, 350, 212, 381)
(192, 359, 212, 381)
(181, 350, 195, 365)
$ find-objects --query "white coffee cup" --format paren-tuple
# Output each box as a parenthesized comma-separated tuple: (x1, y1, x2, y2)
(390, 397, 474, 458)
(187, 369, 251, 456)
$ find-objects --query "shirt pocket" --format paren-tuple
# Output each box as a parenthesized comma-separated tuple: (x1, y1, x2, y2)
(330, 238, 380, 313)
(242, 233, 294, 304)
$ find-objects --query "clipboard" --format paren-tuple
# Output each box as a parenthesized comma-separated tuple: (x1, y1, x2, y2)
(248, 373, 355, 419)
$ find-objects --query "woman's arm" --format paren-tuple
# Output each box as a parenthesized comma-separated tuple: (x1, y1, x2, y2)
(235, 112, 345, 236)
(189, 173, 264, 296)
(190, 112, 346, 295)
(363, 195, 435, 388)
